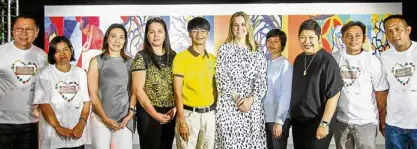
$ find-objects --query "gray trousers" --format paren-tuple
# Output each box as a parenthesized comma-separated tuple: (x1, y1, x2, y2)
(334, 120, 377, 149)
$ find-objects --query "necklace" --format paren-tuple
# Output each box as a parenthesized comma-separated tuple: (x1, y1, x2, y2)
(304, 53, 317, 76)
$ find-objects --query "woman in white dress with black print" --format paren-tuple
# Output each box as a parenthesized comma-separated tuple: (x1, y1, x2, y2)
(215, 11, 268, 149)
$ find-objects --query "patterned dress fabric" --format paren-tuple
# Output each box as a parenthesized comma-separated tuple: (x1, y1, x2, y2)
(215, 43, 268, 149)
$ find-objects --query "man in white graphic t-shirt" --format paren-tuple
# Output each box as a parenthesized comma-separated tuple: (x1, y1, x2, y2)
(0, 14, 47, 149)
(380, 14, 417, 149)
(333, 21, 389, 149)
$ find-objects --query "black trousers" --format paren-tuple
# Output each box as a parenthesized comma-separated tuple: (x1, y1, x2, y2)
(292, 116, 336, 149)
(265, 118, 292, 149)
(58, 145, 85, 149)
(137, 106, 175, 149)
(0, 123, 38, 149)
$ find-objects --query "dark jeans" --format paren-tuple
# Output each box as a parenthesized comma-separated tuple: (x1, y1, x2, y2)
(385, 124, 417, 149)
(0, 123, 38, 149)
(265, 118, 292, 149)
(292, 116, 336, 149)
(58, 145, 85, 149)
(137, 106, 175, 149)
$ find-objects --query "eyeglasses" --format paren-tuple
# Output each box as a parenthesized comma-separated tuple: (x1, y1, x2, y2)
(191, 29, 208, 34)
(14, 27, 37, 34)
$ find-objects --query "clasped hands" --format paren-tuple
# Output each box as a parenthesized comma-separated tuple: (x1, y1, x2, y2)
(54, 119, 87, 140)
(153, 107, 176, 124)
(102, 110, 135, 132)
(234, 95, 254, 112)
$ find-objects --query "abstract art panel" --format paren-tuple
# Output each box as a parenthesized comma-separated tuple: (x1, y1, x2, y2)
(44, 4, 399, 70)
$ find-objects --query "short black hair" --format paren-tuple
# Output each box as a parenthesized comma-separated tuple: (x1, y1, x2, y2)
(298, 19, 321, 38)
(383, 14, 409, 29)
(48, 36, 76, 64)
(266, 29, 287, 52)
(13, 14, 38, 27)
(187, 17, 211, 32)
(341, 21, 367, 42)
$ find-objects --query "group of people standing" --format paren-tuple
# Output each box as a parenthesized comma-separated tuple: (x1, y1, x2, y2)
(267, 14, 417, 149)
(0, 10, 416, 149)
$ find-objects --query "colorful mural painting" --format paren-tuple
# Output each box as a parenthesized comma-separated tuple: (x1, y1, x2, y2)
(44, 14, 393, 70)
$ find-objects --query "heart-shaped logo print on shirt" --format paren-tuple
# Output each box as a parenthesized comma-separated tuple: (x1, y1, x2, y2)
(340, 65, 361, 87)
(10, 60, 38, 84)
(391, 62, 415, 86)
(55, 81, 79, 102)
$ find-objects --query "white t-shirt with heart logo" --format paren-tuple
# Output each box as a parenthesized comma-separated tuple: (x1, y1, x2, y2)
(381, 41, 417, 129)
(0, 41, 47, 124)
(333, 50, 388, 125)
(33, 64, 89, 149)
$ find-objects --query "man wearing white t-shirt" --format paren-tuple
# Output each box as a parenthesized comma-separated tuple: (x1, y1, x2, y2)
(380, 14, 417, 149)
(333, 21, 389, 149)
(0, 14, 47, 148)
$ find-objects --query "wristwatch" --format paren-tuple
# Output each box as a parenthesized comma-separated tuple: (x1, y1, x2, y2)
(129, 107, 136, 113)
(319, 120, 329, 127)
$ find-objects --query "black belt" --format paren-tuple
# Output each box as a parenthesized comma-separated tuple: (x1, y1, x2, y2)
(183, 105, 216, 113)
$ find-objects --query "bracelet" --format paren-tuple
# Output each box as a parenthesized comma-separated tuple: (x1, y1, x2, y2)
(178, 120, 187, 127)
(319, 120, 329, 127)
(129, 107, 136, 113)
(79, 117, 87, 124)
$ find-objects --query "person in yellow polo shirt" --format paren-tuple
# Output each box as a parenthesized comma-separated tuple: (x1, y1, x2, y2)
(173, 17, 216, 149)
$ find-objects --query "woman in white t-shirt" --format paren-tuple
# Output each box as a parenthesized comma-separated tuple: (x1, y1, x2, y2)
(34, 36, 90, 149)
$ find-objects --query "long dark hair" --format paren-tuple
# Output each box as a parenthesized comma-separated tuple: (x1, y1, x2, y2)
(142, 17, 174, 70)
(101, 23, 130, 61)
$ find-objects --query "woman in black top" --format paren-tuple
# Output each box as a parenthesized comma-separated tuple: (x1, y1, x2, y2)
(290, 19, 343, 149)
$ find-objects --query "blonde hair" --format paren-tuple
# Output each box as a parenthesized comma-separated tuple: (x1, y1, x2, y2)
(224, 11, 258, 52)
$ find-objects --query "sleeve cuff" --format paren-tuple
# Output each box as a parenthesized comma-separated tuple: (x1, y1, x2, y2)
(132, 69, 145, 72)
(33, 101, 50, 105)
(374, 85, 389, 92)
(173, 74, 184, 77)
(83, 96, 90, 102)
(275, 119, 284, 125)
